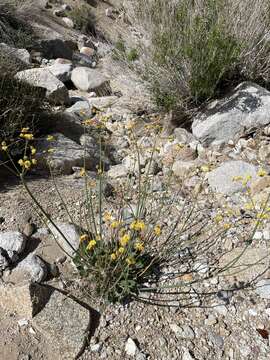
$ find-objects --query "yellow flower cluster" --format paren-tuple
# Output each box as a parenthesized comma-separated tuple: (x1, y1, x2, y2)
(119, 233, 130, 247)
(18, 157, 37, 170)
(1, 141, 7, 151)
(86, 239, 97, 251)
(130, 220, 146, 231)
(20, 128, 34, 140)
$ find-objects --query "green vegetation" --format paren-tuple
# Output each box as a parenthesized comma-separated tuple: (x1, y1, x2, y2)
(132, 0, 270, 113)
(0, 2, 34, 48)
(68, 4, 96, 34)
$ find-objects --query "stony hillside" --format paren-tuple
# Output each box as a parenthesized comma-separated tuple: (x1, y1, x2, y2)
(0, 1, 270, 359)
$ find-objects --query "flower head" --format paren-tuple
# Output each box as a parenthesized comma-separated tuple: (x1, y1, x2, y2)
(134, 242, 144, 252)
(111, 221, 121, 229)
(119, 233, 130, 247)
(154, 225, 162, 236)
(130, 220, 146, 232)
(111, 253, 117, 261)
(258, 168, 267, 177)
(1, 141, 8, 151)
(86, 239, 97, 251)
(80, 234, 89, 242)
(118, 247, 125, 254)
(126, 257, 135, 266)
(30, 146, 36, 155)
(47, 135, 55, 141)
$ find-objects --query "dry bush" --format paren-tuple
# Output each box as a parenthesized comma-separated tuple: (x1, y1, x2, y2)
(129, 0, 270, 112)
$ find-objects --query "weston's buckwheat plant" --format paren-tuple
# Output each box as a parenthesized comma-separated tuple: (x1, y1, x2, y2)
(1, 108, 269, 307)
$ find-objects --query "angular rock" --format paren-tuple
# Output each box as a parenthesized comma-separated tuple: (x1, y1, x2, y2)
(33, 290, 91, 359)
(0, 231, 26, 266)
(172, 160, 197, 178)
(12, 253, 47, 283)
(219, 247, 269, 283)
(36, 133, 99, 175)
(0, 43, 31, 64)
(192, 82, 270, 146)
(62, 17, 74, 28)
(87, 96, 119, 109)
(80, 46, 96, 57)
(125, 338, 138, 357)
(15, 68, 69, 105)
(71, 67, 110, 94)
(65, 101, 92, 114)
(207, 160, 258, 195)
(46, 63, 73, 83)
(255, 279, 270, 299)
(107, 164, 129, 179)
(36, 39, 74, 60)
(0, 282, 51, 318)
(48, 222, 80, 257)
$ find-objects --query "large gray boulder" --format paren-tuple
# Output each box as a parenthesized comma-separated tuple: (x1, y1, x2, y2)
(15, 68, 69, 104)
(47, 222, 80, 257)
(192, 82, 270, 146)
(207, 160, 258, 195)
(0, 231, 26, 268)
(71, 67, 110, 94)
(46, 63, 73, 83)
(36, 133, 100, 175)
(0, 43, 31, 64)
(33, 290, 91, 359)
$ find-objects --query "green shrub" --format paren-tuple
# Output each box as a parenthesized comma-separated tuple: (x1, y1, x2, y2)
(132, 0, 270, 112)
(0, 2, 34, 48)
(126, 48, 139, 62)
(0, 72, 55, 160)
(68, 5, 96, 34)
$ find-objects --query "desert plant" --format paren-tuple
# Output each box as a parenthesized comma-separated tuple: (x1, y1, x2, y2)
(68, 4, 96, 34)
(0, 1, 34, 48)
(130, 0, 270, 112)
(1, 111, 269, 307)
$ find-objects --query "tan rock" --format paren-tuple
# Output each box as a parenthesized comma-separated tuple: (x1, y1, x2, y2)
(219, 246, 270, 284)
(80, 46, 96, 57)
(0, 283, 51, 318)
(250, 176, 270, 195)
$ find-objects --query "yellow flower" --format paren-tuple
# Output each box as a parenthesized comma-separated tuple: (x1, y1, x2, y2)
(223, 223, 231, 230)
(24, 160, 31, 169)
(244, 202, 254, 211)
(86, 239, 97, 250)
(47, 148, 55, 153)
(32, 159, 37, 165)
(111, 253, 117, 261)
(80, 234, 89, 242)
(18, 159, 24, 166)
(214, 214, 223, 223)
(154, 225, 161, 236)
(232, 175, 243, 182)
(47, 135, 55, 141)
(130, 220, 146, 231)
(257, 168, 267, 177)
(126, 257, 135, 266)
(103, 212, 112, 222)
(201, 164, 210, 173)
(111, 221, 120, 229)
(20, 133, 34, 140)
(174, 143, 185, 151)
(119, 233, 130, 247)
(134, 242, 144, 252)
(21, 127, 29, 133)
(80, 168, 86, 177)
(118, 247, 125, 254)
(30, 146, 36, 155)
(1, 141, 7, 151)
